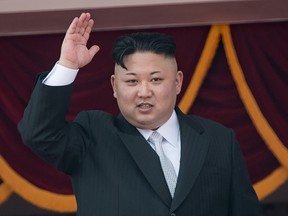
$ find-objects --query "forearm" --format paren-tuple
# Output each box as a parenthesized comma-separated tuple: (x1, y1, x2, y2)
(18, 61, 77, 146)
(18, 73, 73, 161)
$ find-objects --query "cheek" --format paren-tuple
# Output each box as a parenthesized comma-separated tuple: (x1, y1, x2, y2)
(161, 84, 177, 96)
(117, 90, 134, 103)
(158, 86, 178, 104)
(155, 89, 170, 103)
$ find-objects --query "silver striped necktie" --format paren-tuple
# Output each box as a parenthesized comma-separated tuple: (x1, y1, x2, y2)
(149, 131, 177, 197)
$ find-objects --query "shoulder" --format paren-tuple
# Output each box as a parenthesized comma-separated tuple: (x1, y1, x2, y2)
(189, 115, 229, 130)
(72, 110, 119, 139)
(176, 107, 230, 133)
(75, 110, 115, 124)
(181, 113, 234, 140)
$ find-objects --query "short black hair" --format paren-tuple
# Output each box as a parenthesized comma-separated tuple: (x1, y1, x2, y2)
(112, 32, 176, 69)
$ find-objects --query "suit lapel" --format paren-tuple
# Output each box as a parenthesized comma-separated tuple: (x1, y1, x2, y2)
(170, 108, 210, 212)
(115, 114, 172, 208)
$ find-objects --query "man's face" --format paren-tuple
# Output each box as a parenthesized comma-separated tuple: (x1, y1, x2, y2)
(111, 52, 183, 129)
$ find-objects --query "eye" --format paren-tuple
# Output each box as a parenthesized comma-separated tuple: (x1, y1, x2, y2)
(151, 78, 163, 83)
(125, 79, 138, 85)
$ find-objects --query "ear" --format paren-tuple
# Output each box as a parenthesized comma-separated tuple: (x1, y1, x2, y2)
(110, 75, 117, 98)
(176, 71, 183, 95)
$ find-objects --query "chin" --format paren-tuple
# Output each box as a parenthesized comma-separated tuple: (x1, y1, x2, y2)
(133, 120, 155, 129)
(139, 122, 161, 130)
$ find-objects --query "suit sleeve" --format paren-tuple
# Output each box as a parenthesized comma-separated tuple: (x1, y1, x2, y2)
(229, 130, 263, 215)
(18, 73, 90, 175)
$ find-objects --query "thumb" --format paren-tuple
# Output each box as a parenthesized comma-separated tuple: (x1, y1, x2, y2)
(89, 45, 100, 60)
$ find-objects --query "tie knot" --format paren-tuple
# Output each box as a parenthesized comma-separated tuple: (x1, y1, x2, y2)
(148, 131, 163, 145)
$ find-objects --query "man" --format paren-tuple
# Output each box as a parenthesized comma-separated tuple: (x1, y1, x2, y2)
(18, 13, 262, 215)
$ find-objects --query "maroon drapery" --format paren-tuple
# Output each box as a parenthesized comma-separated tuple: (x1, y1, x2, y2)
(231, 22, 288, 151)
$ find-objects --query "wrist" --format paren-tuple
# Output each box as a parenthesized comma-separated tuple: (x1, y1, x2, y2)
(58, 59, 79, 70)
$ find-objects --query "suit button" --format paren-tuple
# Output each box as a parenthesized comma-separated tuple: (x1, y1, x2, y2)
(171, 213, 176, 216)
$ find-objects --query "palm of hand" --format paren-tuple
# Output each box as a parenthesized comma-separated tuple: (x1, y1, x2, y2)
(60, 33, 92, 69)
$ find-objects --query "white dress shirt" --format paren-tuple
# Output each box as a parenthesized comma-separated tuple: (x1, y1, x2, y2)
(44, 63, 182, 175)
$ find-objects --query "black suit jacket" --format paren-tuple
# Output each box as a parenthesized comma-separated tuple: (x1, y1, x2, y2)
(18, 74, 262, 216)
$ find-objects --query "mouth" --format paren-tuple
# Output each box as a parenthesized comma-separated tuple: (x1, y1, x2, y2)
(137, 103, 153, 111)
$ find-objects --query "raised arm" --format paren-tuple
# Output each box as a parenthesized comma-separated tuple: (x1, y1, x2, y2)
(18, 13, 100, 173)
(59, 12, 100, 69)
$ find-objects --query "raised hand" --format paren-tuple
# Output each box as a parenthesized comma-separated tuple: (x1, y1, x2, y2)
(58, 12, 100, 69)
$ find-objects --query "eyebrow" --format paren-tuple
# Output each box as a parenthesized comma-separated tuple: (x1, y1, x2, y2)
(124, 71, 161, 76)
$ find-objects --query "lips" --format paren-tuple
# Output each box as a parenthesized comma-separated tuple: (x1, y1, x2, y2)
(137, 103, 153, 110)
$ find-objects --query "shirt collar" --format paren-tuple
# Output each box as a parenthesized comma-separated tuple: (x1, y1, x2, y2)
(137, 110, 180, 147)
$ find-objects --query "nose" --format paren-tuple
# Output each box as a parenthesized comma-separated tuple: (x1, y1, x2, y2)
(137, 82, 152, 98)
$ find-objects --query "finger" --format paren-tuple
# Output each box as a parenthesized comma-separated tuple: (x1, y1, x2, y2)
(78, 13, 90, 35)
(74, 13, 84, 34)
(66, 17, 79, 35)
(83, 19, 94, 41)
